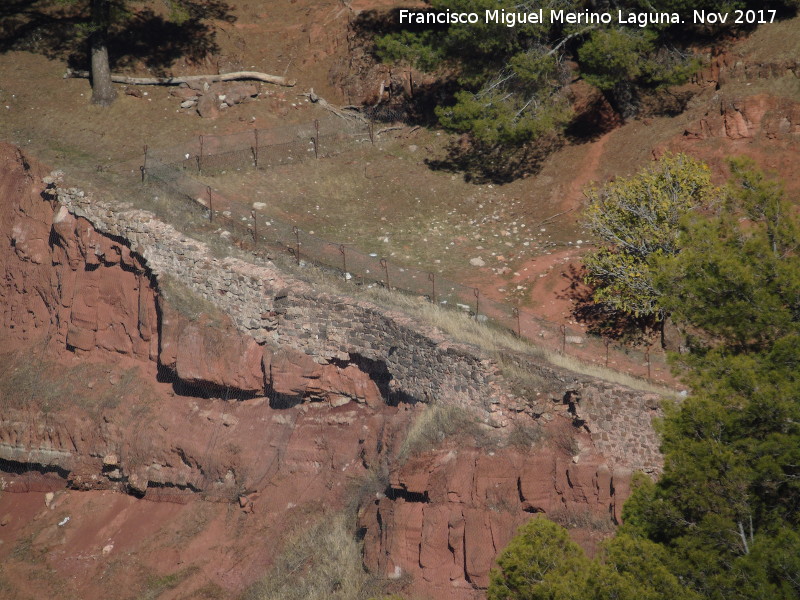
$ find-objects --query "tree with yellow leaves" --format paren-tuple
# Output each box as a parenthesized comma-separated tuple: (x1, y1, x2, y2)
(582, 153, 713, 320)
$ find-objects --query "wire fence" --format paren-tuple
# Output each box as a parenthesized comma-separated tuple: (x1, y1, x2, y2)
(133, 116, 671, 385)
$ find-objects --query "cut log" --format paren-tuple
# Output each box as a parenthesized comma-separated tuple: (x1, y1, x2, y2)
(300, 88, 365, 122)
(65, 68, 295, 87)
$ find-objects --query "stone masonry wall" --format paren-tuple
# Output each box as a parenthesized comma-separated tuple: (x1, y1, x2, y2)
(50, 176, 665, 474)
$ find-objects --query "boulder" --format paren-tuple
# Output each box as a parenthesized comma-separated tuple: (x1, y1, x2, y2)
(196, 94, 219, 119)
(185, 78, 211, 93)
(171, 87, 199, 101)
(175, 321, 265, 394)
(224, 83, 259, 106)
(269, 348, 321, 398)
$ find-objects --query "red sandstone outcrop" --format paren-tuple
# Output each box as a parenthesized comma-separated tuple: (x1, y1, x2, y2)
(361, 425, 630, 598)
(266, 347, 383, 407)
(684, 94, 800, 141)
(0, 143, 385, 409)
(0, 145, 158, 359)
(0, 142, 659, 599)
(692, 47, 800, 89)
(160, 308, 265, 394)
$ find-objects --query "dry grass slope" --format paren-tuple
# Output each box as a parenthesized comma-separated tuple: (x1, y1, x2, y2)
(397, 403, 485, 462)
(0, 347, 145, 416)
(241, 513, 391, 600)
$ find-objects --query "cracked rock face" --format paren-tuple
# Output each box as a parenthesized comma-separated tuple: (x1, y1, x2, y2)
(0, 143, 393, 410)
(684, 94, 800, 141)
(360, 421, 632, 598)
(1, 147, 159, 360)
(0, 142, 664, 600)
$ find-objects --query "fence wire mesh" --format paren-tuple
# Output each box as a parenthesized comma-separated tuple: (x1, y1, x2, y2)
(135, 118, 669, 385)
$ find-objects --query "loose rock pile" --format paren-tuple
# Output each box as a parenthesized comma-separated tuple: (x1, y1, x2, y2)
(169, 80, 261, 118)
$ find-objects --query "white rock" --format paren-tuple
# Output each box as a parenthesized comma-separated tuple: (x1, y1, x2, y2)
(102, 454, 119, 467)
(52, 205, 72, 225)
(469, 257, 485, 267)
(329, 395, 350, 408)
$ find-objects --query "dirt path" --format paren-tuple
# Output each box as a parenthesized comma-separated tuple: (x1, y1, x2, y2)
(561, 129, 614, 213)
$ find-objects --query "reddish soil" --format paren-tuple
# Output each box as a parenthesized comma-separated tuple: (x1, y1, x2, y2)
(0, 141, 642, 600)
(1, 5, 799, 598)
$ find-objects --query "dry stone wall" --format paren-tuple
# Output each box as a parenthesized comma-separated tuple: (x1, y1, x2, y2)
(50, 176, 664, 473)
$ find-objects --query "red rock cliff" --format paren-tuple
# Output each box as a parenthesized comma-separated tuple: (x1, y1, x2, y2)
(0, 143, 652, 600)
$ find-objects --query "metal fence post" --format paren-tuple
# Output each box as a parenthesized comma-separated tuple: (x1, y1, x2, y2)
(605, 338, 611, 367)
(645, 348, 651, 380)
(428, 272, 436, 304)
(313, 119, 320, 159)
(251, 210, 257, 243)
(473, 288, 480, 319)
(253, 129, 259, 168)
(140, 144, 148, 183)
(380, 258, 389, 288)
(207, 186, 213, 222)
(292, 226, 300, 264)
(513, 307, 521, 337)
(339, 244, 347, 279)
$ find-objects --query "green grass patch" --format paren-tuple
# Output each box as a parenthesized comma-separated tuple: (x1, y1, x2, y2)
(139, 566, 200, 600)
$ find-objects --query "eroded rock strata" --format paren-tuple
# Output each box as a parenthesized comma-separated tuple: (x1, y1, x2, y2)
(0, 143, 663, 599)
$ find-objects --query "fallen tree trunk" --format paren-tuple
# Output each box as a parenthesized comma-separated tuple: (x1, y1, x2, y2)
(300, 88, 366, 123)
(64, 69, 295, 87)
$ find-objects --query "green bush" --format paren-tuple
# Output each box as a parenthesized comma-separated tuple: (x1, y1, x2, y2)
(490, 160, 800, 600)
